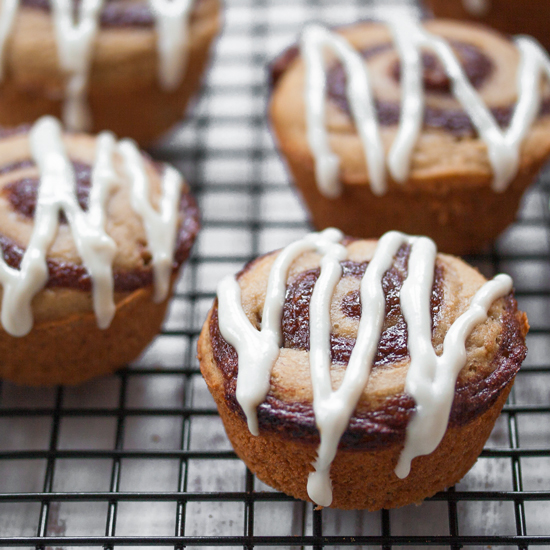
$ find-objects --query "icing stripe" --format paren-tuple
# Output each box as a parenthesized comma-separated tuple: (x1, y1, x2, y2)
(27, 117, 118, 331)
(0, 116, 117, 335)
(118, 140, 182, 303)
(300, 18, 550, 195)
(86, 131, 119, 327)
(395, 268, 512, 478)
(307, 231, 404, 506)
(51, 0, 105, 131)
(0, 116, 183, 336)
(217, 229, 513, 506)
(301, 25, 385, 197)
(149, 0, 194, 91)
(217, 228, 344, 435)
(386, 19, 424, 183)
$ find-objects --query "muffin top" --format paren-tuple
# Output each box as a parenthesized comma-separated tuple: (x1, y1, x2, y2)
(0, 117, 199, 331)
(4, 0, 219, 88)
(207, 230, 527, 450)
(270, 19, 550, 195)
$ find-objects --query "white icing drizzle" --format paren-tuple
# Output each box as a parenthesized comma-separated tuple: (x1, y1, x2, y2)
(300, 18, 550, 196)
(462, 0, 491, 17)
(395, 263, 512, 477)
(301, 25, 385, 197)
(118, 139, 182, 303)
(0, 116, 117, 335)
(0, 116, 183, 336)
(217, 228, 345, 435)
(386, 19, 423, 183)
(51, 0, 105, 131)
(85, 130, 119, 328)
(0, 0, 196, 130)
(307, 231, 405, 506)
(217, 229, 513, 506)
(149, 0, 194, 91)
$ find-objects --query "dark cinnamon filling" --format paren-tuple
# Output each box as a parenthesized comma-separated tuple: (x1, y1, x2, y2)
(327, 41, 550, 135)
(20, 0, 203, 28)
(271, 38, 550, 136)
(3, 162, 92, 222)
(0, 159, 200, 292)
(390, 41, 494, 93)
(281, 247, 443, 366)
(21, 0, 155, 27)
(209, 251, 527, 450)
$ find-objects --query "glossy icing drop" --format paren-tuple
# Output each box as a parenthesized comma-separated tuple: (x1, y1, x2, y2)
(0, 0, 195, 129)
(118, 139, 183, 302)
(217, 229, 513, 506)
(0, 116, 183, 336)
(149, 0, 194, 91)
(301, 18, 550, 195)
(395, 265, 512, 477)
(51, 0, 105, 131)
(301, 24, 385, 197)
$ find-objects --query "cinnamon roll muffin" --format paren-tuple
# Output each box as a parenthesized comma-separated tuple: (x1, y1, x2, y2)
(199, 229, 528, 510)
(0, 116, 199, 386)
(0, 0, 221, 145)
(425, 0, 550, 53)
(269, 19, 550, 254)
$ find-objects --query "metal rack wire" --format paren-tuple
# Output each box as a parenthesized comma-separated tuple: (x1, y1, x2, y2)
(1, 0, 550, 547)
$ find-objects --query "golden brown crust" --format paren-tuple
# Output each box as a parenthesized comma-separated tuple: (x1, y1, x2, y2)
(198, 238, 529, 510)
(277, 149, 543, 256)
(269, 19, 550, 254)
(0, 276, 173, 386)
(201, 343, 513, 510)
(0, 0, 221, 144)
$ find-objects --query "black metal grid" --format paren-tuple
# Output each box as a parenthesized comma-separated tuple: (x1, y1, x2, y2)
(1, 0, 550, 546)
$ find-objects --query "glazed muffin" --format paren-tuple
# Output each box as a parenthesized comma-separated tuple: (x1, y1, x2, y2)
(0, 0, 221, 145)
(425, 0, 550, 53)
(199, 228, 528, 510)
(269, 19, 550, 255)
(0, 116, 199, 386)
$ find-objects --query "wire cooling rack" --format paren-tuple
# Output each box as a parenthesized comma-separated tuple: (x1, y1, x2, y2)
(1, 0, 550, 547)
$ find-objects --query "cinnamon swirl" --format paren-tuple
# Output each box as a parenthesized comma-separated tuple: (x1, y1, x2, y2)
(269, 19, 550, 254)
(0, 0, 221, 144)
(198, 229, 528, 510)
(0, 116, 199, 385)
